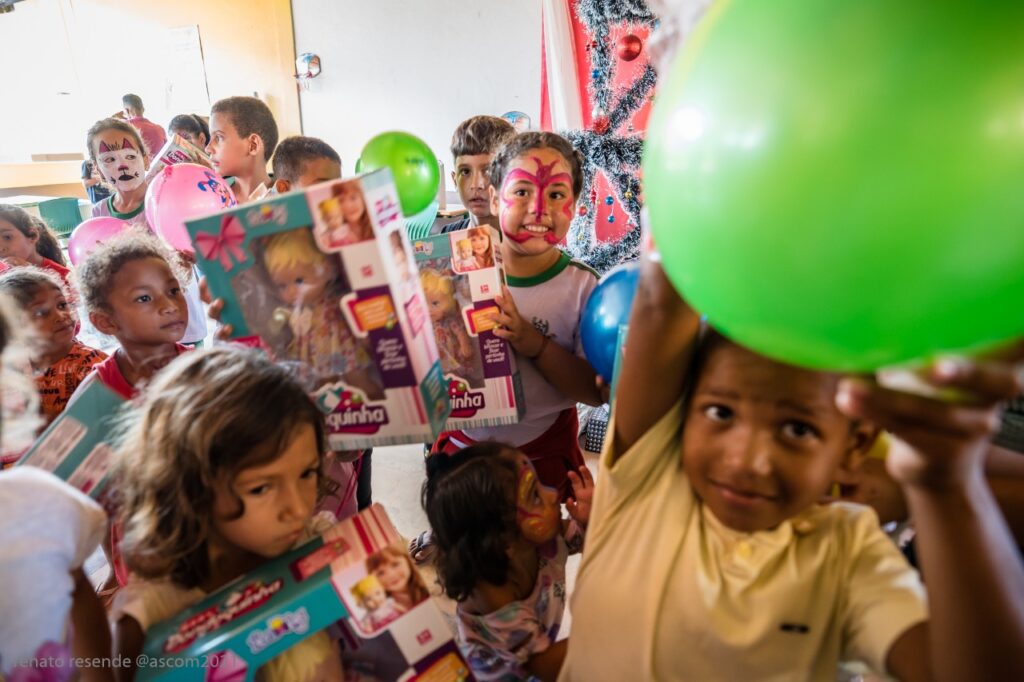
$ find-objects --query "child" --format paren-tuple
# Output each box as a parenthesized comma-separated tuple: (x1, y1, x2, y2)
(316, 183, 373, 249)
(0, 294, 111, 681)
(350, 574, 401, 632)
(467, 226, 494, 268)
(0, 204, 71, 285)
(419, 269, 479, 384)
(432, 132, 601, 492)
(76, 230, 189, 401)
(0, 268, 106, 424)
(206, 96, 278, 204)
(260, 229, 383, 399)
(272, 135, 342, 194)
(559, 256, 1024, 680)
(440, 115, 516, 234)
(0, 468, 112, 681)
(109, 347, 344, 681)
(167, 113, 210, 149)
(454, 238, 477, 271)
(365, 545, 431, 614)
(423, 441, 593, 681)
(412, 132, 601, 562)
(86, 118, 151, 230)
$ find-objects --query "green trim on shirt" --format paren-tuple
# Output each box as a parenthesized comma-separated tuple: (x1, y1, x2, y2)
(568, 259, 600, 279)
(104, 195, 145, 220)
(506, 251, 572, 288)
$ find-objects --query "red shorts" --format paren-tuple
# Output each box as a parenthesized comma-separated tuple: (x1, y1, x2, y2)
(430, 408, 584, 501)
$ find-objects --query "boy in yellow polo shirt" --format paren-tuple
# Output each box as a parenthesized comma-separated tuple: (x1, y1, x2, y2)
(561, 256, 1024, 681)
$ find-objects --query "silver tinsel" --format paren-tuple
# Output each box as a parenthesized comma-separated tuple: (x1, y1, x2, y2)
(564, 0, 658, 273)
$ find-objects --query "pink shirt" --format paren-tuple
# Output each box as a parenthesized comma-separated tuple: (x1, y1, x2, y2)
(128, 116, 168, 157)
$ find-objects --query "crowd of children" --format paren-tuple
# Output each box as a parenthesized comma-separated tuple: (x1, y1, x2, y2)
(0, 84, 1022, 682)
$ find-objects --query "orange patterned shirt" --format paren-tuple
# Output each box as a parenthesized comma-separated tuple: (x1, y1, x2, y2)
(36, 341, 107, 424)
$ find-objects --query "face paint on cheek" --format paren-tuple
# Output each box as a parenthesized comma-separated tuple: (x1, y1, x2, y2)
(102, 140, 145, 192)
(500, 157, 574, 245)
(516, 464, 558, 543)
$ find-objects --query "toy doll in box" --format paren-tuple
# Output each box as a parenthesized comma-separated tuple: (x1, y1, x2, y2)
(189, 169, 449, 449)
(413, 227, 524, 430)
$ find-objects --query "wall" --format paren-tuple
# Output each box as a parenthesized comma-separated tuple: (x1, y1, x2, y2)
(292, 0, 542, 181)
(0, 0, 300, 185)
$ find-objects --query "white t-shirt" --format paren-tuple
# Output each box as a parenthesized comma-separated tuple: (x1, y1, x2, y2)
(0, 468, 106, 673)
(561, 402, 929, 681)
(464, 252, 598, 445)
(111, 512, 337, 633)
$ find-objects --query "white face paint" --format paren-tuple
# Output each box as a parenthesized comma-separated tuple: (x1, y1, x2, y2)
(96, 137, 146, 192)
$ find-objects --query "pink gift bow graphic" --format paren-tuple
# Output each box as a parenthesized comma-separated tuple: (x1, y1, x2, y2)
(196, 216, 247, 271)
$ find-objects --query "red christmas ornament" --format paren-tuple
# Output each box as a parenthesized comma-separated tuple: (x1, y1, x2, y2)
(593, 116, 610, 134)
(617, 34, 643, 62)
(578, 205, 588, 216)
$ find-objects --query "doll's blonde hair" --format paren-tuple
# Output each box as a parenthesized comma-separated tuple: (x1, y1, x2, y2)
(456, 238, 472, 253)
(350, 574, 384, 603)
(419, 270, 457, 314)
(258, 631, 339, 682)
(262, 229, 328, 274)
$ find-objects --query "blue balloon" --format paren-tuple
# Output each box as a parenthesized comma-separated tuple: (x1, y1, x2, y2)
(581, 262, 640, 381)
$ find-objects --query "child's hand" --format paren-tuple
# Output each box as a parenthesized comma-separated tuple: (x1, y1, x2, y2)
(493, 285, 547, 358)
(836, 345, 1024, 491)
(200, 277, 234, 339)
(566, 466, 595, 525)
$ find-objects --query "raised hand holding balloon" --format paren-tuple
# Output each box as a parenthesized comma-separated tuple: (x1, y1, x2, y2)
(145, 163, 238, 253)
(644, 0, 1024, 371)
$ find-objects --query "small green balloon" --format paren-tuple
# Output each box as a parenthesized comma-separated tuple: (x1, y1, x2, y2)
(645, 0, 1024, 371)
(354, 157, 363, 174)
(360, 132, 440, 217)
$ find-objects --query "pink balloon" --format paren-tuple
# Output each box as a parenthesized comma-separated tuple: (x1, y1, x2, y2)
(144, 163, 237, 253)
(67, 217, 130, 265)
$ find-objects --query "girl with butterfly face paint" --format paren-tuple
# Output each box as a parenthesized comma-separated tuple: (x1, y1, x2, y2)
(86, 118, 152, 230)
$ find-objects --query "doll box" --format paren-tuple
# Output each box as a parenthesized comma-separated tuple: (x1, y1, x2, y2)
(187, 169, 450, 449)
(139, 505, 473, 682)
(15, 374, 125, 499)
(412, 227, 525, 430)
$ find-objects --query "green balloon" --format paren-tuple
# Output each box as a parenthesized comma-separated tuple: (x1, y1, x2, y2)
(354, 157, 363, 174)
(645, 1, 1024, 371)
(360, 132, 440, 217)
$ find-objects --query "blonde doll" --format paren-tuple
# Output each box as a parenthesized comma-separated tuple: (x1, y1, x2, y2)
(419, 269, 480, 385)
(350, 574, 401, 632)
(454, 238, 476, 272)
(261, 230, 382, 399)
(316, 183, 373, 249)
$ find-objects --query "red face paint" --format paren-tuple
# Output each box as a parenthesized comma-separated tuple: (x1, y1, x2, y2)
(499, 154, 575, 245)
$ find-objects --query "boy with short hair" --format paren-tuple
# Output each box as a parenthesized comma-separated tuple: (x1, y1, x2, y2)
(437, 115, 516, 234)
(206, 96, 279, 204)
(271, 136, 342, 194)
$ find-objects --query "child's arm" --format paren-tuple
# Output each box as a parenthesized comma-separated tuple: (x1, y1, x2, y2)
(838, 348, 1024, 682)
(70, 568, 114, 681)
(113, 615, 146, 682)
(525, 639, 568, 682)
(611, 258, 700, 459)
(493, 286, 603, 406)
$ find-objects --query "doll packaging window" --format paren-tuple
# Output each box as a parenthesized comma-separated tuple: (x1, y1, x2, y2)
(188, 169, 450, 449)
(412, 226, 525, 430)
(15, 375, 125, 499)
(139, 504, 474, 682)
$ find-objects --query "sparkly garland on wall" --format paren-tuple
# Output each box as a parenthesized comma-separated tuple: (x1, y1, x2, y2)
(564, 0, 658, 273)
